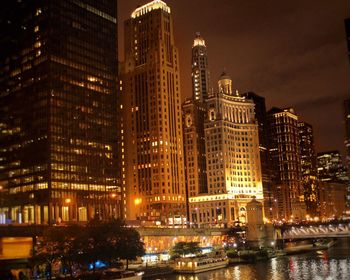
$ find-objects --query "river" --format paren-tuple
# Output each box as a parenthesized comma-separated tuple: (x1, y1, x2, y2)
(155, 238, 350, 280)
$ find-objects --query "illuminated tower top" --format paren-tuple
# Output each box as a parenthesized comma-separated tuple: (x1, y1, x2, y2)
(131, 0, 170, 18)
(192, 32, 211, 101)
(193, 32, 206, 47)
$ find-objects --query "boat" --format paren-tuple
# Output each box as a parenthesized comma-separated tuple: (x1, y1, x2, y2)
(315, 239, 337, 249)
(174, 254, 229, 274)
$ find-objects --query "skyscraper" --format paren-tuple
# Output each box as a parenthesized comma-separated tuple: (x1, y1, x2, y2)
(317, 151, 349, 183)
(0, 0, 120, 225)
(298, 121, 319, 216)
(268, 108, 305, 220)
(317, 151, 350, 216)
(242, 92, 273, 219)
(189, 73, 263, 227)
(191, 33, 211, 102)
(183, 34, 210, 201)
(121, 0, 186, 225)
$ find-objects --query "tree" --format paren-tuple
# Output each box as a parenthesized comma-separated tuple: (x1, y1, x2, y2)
(69, 218, 144, 271)
(33, 219, 146, 277)
(32, 227, 69, 279)
(171, 242, 201, 258)
(115, 227, 145, 269)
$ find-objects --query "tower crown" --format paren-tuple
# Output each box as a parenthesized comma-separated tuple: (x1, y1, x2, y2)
(193, 32, 206, 47)
(131, 0, 170, 18)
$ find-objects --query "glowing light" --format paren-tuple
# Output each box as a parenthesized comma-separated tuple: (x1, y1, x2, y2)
(193, 33, 206, 47)
(65, 198, 71, 204)
(131, 0, 170, 18)
(134, 198, 142, 205)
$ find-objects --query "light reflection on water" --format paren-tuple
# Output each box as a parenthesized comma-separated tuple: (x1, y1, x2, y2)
(157, 238, 350, 280)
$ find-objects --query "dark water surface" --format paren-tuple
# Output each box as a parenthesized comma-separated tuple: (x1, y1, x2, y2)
(156, 238, 350, 280)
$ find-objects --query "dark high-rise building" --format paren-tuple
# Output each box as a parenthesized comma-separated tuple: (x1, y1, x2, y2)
(345, 18, 350, 61)
(268, 108, 305, 220)
(122, 1, 186, 225)
(242, 92, 273, 219)
(317, 151, 349, 183)
(0, 0, 120, 225)
(298, 121, 319, 216)
(183, 34, 210, 200)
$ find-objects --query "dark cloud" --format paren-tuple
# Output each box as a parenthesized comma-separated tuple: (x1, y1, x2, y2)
(118, 0, 350, 157)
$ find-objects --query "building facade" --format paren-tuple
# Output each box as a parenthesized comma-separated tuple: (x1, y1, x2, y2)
(298, 121, 319, 216)
(183, 100, 207, 198)
(242, 92, 273, 220)
(188, 73, 263, 227)
(0, 0, 120, 225)
(319, 181, 348, 219)
(183, 34, 211, 210)
(268, 108, 305, 221)
(317, 151, 349, 183)
(121, 0, 186, 225)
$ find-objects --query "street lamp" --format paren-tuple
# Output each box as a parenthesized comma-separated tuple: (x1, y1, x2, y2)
(134, 198, 142, 206)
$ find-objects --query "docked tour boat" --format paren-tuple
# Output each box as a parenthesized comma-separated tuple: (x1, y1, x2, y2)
(174, 255, 229, 274)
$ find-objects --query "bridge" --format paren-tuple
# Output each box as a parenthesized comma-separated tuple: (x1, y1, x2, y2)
(280, 221, 350, 240)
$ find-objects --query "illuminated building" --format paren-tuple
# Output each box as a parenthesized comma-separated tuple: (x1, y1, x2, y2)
(121, 0, 186, 225)
(191, 33, 211, 102)
(268, 108, 305, 220)
(242, 92, 273, 220)
(183, 33, 210, 204)
(317, 151, 349, 183)
(188, 73, 263, 227)
(0, 0, 120, 224)
(298, 121, 319, 216)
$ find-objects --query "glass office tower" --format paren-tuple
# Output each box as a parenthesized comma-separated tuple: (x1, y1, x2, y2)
(0, 0, 120, 225)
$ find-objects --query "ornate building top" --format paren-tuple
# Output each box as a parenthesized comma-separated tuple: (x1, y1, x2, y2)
(131, 0, 170, 18)
(193, 32, 206, 47)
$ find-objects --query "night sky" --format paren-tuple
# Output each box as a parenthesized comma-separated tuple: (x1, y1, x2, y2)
(118, 0, 350, 158)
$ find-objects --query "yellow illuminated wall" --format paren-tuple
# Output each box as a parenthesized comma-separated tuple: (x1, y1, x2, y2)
(0, 237, 33, 260)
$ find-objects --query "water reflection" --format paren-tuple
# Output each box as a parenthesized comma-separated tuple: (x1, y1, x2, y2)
(159, 238, 350, 280)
